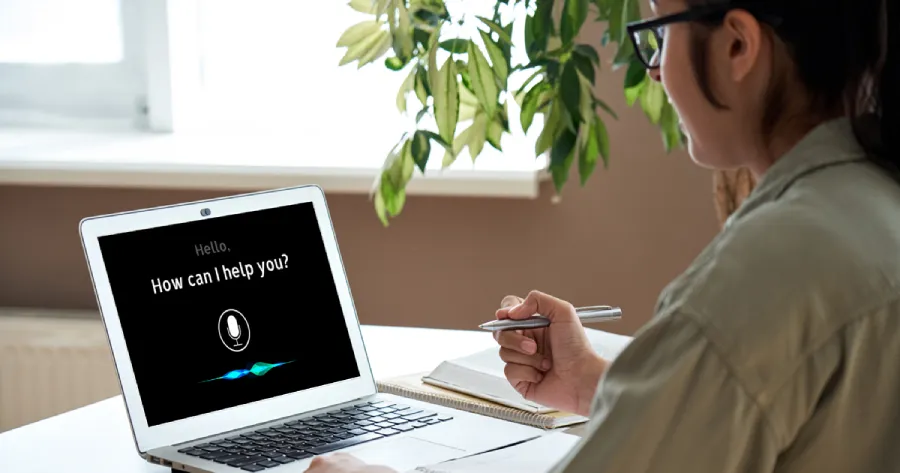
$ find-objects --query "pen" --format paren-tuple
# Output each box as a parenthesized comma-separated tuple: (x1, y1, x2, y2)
(478, 306, 623, 332)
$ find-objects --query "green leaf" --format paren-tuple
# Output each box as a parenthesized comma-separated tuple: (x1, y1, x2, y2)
(427, 28, 441, 94)
(415, 65, 430, 106)
(374, 187, 388, 226)
(577, 71, 595, 129)
(487, 112, 504, 150)
(520, 82, 550, 133)
(442, 125, 473, 168)
(357, 30, 393, 67)
(612, 36, 635, 68)
(595, 98, 618, 120)
(640, 79, 666, 124)
(467, 41, 499, 118)
(559, 62, 582, 124)
(420, 130, 452, 150)
(396, 66, 416, 113)
(349, 0, 377, 14)
(439, 38, 471, 54)
(550, 129, 578, 193)
(339, 27, 386, 66)
(477, 16, 512, 45)
(434, 57, 460, 144)
(411, 130, 431, 172)
(659, 102, 682, 152)
(468, 112, 489, 161)
(535, 102, 563, 156)
(624, 59, 646, 89)
(525, 0, 552, 60)
(479, 30, 509, 88)
(561, 0, 589, 46)
(336, 21, 382, 47)
(515, 68, 544, 99)
(392, 1, 414, 61)
(573, 44, 600, 65)
(571, 49, 595, 84)
(625, 74, 646, 107)
(578, 122, 598, 186)
(594, 117, 611, 168)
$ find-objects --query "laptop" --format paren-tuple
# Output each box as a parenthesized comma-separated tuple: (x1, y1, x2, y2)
(79, 184, 542, 473)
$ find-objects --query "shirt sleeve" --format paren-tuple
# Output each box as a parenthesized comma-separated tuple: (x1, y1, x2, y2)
(552, 310, 779, 473)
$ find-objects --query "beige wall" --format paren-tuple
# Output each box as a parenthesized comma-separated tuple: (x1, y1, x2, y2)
(0, 20, 720, 335)
(0, 128, 717, 338)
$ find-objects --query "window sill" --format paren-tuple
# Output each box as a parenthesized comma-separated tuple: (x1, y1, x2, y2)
(0, 128, 547, 198)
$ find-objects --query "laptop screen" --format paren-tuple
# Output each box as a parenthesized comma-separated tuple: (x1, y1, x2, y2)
(98, 202, 360, 427)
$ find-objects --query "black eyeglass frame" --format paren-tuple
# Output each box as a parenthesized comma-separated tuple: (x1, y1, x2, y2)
(626, 4, 783, 70)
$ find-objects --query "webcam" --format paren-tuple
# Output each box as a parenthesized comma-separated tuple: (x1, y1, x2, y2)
(200, 208, 211, 217)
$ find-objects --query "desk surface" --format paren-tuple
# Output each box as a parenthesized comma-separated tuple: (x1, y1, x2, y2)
(0, 325, 499, 473)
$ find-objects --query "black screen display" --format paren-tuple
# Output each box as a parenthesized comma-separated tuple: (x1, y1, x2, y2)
(98, 202, 360, 426)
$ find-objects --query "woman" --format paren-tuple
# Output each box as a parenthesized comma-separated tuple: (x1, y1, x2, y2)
(308, 0, 898, 471)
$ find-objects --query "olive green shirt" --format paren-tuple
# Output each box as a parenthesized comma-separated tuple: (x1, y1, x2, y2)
(556, 118, 900, 473)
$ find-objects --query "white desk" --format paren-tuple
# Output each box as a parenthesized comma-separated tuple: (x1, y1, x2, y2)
(0, 325, 499, 473)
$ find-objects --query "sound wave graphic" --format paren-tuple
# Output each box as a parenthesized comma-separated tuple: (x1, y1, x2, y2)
(200, 361, 294, 383)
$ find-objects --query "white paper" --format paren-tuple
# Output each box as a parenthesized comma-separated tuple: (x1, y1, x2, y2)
(413, 432, 582, 473)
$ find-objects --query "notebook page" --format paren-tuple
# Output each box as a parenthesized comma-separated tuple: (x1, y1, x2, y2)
(412, 432, 581, 473)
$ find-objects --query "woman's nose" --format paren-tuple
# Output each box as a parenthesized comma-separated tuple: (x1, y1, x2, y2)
(649, 68, 662, 83)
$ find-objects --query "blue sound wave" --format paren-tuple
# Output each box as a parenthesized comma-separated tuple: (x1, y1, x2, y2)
(200, 361, 294, 383)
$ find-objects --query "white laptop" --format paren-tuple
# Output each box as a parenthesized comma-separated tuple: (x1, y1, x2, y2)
(79, 185, 542, 473)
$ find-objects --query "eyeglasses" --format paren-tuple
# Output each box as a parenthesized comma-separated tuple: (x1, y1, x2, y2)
(626, 4, 783, 70)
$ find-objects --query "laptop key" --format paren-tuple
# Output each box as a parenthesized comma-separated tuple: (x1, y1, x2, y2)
(227, 455, 268, 467)
(422, 418, 441, 425)
(274, 456, 296, 464)
(391, 404, 411, 411)
(214, 454, 249, 464)
(407, 422, 426, 429)
(388, 418, 409, 425)
(334, 433, 355, 440)
(375, 422, 395, 429)
(377, 428, 400, 436)
(356, 419, 373, 426)
(348, 429, 368, 436)
(200, 451, 231, 460)
(403, 411, 437, 421)
(358, 406, 376, 412)
(307, 432, 383, 455)
(393, 424, 414, 432)
(258, 460, 281, 468)
(381, 413, 400, 419)
(182, 449, 205, 456)
(240, 465, 266, 472)
(368, 416, 386, 423)
(361, 425, 381, 432)
(287, 451, 313, 460)
(437, 414, 453, 421)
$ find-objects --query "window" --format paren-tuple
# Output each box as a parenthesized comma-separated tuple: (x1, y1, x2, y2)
(0, 0, 544, 196)
(0, 0, 145, 127)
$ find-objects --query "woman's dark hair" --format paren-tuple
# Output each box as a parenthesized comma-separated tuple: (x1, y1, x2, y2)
(686, 0, 898, 174)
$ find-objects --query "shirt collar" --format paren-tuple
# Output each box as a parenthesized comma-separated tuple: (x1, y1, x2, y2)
(725, 117, 867, 228)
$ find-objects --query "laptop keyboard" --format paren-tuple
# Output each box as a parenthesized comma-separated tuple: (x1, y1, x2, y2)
(177, 400, 453, 471)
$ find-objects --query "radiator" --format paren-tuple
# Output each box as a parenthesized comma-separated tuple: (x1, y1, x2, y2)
(0, 310, 120, 432)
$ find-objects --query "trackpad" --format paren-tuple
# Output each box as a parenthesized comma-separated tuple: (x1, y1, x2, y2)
(347, 436, 465, 472)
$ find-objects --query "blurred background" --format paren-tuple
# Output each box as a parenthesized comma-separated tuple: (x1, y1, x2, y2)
(0, 0, 719, 433)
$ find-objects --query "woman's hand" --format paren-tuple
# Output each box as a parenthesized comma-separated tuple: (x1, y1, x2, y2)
(495, 291, 608, 416)
(304, 453, 395, 473)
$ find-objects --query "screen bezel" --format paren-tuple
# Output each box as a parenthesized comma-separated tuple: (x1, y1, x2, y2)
(79, 185, 376, 453)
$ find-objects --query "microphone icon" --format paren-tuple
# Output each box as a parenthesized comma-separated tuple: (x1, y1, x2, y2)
(226, 315, 242, 348)
(218, 309, 250, 352)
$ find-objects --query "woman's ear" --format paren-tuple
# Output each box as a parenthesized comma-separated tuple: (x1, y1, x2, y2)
(719, 9, 764, 83)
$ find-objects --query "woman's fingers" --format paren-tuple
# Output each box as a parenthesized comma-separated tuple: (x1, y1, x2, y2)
(495, 330, 538, 355)
(500, 347, 551, 371)
(504, 362, 543, 385)
(500, 295, 524, 309)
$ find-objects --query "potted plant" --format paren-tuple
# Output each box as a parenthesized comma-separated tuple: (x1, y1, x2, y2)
(336, 0, 733, 225)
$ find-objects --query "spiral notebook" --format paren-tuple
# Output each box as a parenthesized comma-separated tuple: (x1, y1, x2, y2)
(376, 372, 589, 429)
